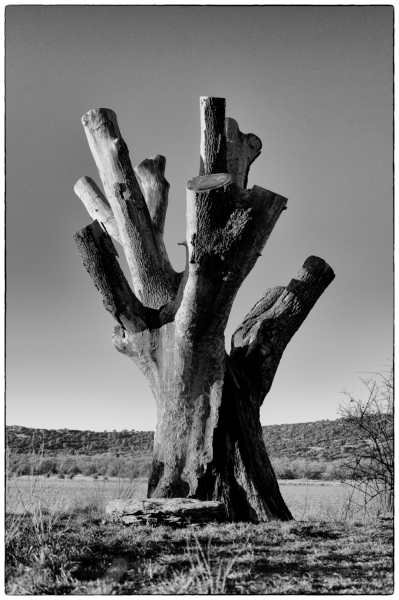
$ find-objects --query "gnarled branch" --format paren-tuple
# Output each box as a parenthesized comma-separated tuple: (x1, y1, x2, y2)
(82, 108, 175, 308)
(231, 256, 335, 403)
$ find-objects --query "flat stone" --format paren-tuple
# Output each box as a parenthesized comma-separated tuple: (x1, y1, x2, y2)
(106, 497, 226, 525)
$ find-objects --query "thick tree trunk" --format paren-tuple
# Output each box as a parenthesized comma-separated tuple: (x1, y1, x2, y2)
(73, 97, 335, 522)
(147, 348, 293, 521)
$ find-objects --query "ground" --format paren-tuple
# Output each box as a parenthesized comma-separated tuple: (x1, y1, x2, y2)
(5, 476, 394, 594)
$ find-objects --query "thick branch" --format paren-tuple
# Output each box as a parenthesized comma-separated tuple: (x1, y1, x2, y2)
(74, 176, 122, 244)
(175, 174, 287, 340)
(134, 155, 169, 235)
(231, 256, 335, 403)
(134, 155, 177, 278)
(199, 97, 227, 175)
(82, 108, 175, 308)
(225, 118, 262, 189)
(73, 220, 149, 334)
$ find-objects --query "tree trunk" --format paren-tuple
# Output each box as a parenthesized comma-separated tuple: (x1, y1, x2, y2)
(73, 97, 335, 522)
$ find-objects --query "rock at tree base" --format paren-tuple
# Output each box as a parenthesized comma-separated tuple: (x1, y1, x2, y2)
(106, 498, 226, 526)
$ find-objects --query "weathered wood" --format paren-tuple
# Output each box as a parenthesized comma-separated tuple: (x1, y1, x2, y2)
(74, 97, 335, 523)
(134, 155, 169, 235)
(74, 176, 122, 244)
(106, 497, 226, 525)
(73, 220, 149, 334)
(225, 118, 262, 189)
(143, 177, 288, 502)
(199, 97, 227, 175)
(177, 175, 287, 341)
(134, 155, 177, 277)
(195, 354, 293, 521)
(231, 256, 335, 402)
(82, 108, 175, 308)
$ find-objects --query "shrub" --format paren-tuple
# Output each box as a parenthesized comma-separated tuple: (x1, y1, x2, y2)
(339, 366, 393, 512)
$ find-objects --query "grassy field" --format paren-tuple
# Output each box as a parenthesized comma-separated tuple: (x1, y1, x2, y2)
(5, 476, 393, 594)
(6, 475, 149, 514)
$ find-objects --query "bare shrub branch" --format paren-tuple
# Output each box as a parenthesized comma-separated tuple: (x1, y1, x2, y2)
(338, 366, 393, 513)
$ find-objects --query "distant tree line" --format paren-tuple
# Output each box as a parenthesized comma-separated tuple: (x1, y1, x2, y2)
(271, 458, 339, 480)
(6, 452, 152, 479)
(6, 451, 341, 481)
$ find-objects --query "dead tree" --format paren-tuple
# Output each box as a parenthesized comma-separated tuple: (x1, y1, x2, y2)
(73, 97, 335, 522)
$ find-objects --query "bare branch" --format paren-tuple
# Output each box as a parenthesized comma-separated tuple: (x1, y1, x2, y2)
(134, 155, 179, 285)
(199, 100, 262, 188)
(81, 108, 175, 308)
(74, 176, 121, 244)
(175, 173, 287, 340)
(73, 220, 149, 334)
(225, 118, 262, 189)
(338, 368, 393, 510)
(134, 155, 169, 235)
(231, 256, 335, 403)
(199, 97, 227, 175)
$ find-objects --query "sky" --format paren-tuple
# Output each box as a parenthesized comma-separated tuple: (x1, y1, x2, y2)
(6, 5, 393, 432)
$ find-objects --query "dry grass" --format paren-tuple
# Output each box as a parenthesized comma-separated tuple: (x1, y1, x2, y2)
(5, 476, 393, 595)
(6, 475, 148, 514)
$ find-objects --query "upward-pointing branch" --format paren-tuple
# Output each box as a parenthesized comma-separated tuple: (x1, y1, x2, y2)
(231, 256, 335, 404)
(81, 108, 175, 309)
(225, 118, 262, 189)
(199, 97, 227, 176)
(73, 220, 150, 334)
(198, 98, 262, 189)
(74, 176, 122, 244)
(175, 173, 287, 341)
(134, 155, 177, 279)
(134, 155, 169, 235)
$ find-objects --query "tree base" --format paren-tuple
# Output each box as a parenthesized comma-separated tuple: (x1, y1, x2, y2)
(148, 354, 293, 523)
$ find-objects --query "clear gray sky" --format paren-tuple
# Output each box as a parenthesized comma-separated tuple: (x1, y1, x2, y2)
(6, 6, 393, 432)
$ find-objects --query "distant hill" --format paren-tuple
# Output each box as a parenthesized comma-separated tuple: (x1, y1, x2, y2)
(262, 419, 354, 462)
(6, 419, 355, 462)
(6, 425, 154, 457)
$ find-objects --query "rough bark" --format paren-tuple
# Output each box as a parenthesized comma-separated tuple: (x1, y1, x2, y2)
(195, 354, 293, 521)
(134, 155, 173, 270)
(74, 97, 335, 522)
(72, 220, 150, 334)
(199, 97, 227, 176)
(231, 256, 336, 401)
(199, 98, 262, 188)
(225, 117, 262, 189)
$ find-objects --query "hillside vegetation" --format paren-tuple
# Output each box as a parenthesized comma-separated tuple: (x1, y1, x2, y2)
(6, 419, 356, 461)
(6, 419, 360, 481)
(262, 419, 355, 462)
